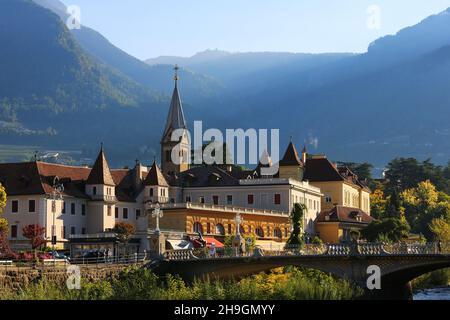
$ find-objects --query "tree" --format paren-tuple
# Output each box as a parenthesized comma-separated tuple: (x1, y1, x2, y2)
(286, 203, 306, 246)
(361, 218, 410, 242)
(385, 188, 405, 220)
(385, 158, 450, 195)
(385, 158, 423, 195)
(429, 218, 450, 243)
(370, 188, 387, 220)
(0, 183, 5, 211)
(112, 222, 136, 243)
(401, 180, 450, 239)
(22, 224, 46, 258)
(0, 183, 12, 258)
(112, 222, 136, 258)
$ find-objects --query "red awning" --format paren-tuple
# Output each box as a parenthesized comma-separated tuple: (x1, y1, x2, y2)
(203, 237, 224, 248)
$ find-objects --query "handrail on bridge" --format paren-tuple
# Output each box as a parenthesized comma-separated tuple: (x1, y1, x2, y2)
(162, 242, 450, 261)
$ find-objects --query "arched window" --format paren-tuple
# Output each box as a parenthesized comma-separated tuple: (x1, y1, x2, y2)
(193, 222, 203, 234)
(149, 188, 153, 197)
(93, 186, 97, 195)
(255, 227, 264, 238)
(273, 228, 282, 239)
(215, 224, 225, 235)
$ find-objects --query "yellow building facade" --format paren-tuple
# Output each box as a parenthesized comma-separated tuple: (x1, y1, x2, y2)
(148, 203, 291, 242)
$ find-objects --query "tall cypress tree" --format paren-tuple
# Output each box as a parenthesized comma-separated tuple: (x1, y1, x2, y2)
(287, 203, 306, 246)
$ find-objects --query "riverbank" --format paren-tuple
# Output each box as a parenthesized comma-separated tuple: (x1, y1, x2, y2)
(0, 266, 362, 300)
(411, 268, 450, 291)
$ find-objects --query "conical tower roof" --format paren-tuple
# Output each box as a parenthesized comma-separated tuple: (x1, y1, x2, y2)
(258, 149, 273, 167)
(144, 160, 169, 187)
(162, 65, 187, 140)
(279, 142, 302, 166)
(86, 145, 115, 186)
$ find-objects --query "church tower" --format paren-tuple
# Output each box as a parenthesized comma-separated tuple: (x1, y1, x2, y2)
(161, 65, 190, 176)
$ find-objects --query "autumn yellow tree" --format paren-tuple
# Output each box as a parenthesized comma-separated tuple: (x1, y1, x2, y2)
(0, 183, 12, 257)
(0, 183, 7, 230)
(401, 180, 450, 239)
(370, 188, 387, 219)
(429, 218, 450, 243)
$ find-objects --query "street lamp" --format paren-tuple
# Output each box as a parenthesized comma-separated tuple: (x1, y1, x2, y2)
(50, 177, 64, 255)
(235, 213, 243, 236)
(152, 203, 163, 235)
(233, 213, 245, 256)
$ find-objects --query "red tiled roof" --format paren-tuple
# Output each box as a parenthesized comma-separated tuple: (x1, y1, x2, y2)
(0, 162, 45, 196)
(303, 157, 343, 182)
(0, 161, 138, 201)
(315, 206, 374, 224)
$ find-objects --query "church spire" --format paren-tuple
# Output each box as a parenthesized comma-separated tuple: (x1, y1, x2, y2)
(162, 65, 187, 141)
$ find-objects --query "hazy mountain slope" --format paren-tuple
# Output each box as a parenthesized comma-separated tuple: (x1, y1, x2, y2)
(146, 50, 353, 85)
(0, 0, 157, 111)
(0, 0, 168, 165)
(225, 11, 450, 166)
(32, 0, 223, 103)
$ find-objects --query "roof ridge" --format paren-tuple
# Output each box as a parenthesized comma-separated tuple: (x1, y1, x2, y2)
(36, 161, 91, 169)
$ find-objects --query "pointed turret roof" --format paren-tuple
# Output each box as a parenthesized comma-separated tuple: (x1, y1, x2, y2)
(144, 160, 169, 187)
(279, 142, 303, 166)
(162, 65, 187, 140)
(258, 149, 273, 167)
(86, 145, 115, 186)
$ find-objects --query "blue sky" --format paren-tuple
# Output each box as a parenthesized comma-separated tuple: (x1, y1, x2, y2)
(62, 0, 450, 60)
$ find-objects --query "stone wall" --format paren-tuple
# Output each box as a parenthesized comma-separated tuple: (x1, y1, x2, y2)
(0, 264, 139, 291)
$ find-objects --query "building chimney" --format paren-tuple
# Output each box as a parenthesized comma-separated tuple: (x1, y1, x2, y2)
(301, 145, 307, 164)
(133, 159, 143, 190)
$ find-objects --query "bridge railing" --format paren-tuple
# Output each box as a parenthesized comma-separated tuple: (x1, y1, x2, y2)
(162, 242, 450, 261)
(163, 249, 197, 260)
(381, 242, 448, 255)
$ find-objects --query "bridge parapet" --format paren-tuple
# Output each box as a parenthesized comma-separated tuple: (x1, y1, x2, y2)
(325, 244, 351, 256)
(161, 242, 449, 261)
(382, 242, 441, 255)
(357, 243, 387, 255)
(164, 249, 197, 260)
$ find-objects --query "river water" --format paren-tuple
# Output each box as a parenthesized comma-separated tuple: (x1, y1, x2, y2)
(413, 287, 450, 300)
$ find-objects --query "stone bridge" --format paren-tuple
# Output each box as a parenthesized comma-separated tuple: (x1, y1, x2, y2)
(148, 243, 450, 300)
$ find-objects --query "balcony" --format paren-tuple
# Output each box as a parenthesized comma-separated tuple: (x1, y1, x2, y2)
(90, 195, 117, 203)
(143, 196, 169, 204)
(150, 202, 289, 217)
